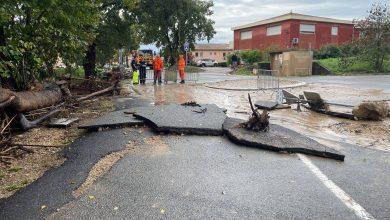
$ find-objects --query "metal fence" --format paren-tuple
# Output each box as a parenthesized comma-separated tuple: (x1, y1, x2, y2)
(137, 66, 199, 83)
(257, 69, 283, 104)
(256, 69, 279, 90)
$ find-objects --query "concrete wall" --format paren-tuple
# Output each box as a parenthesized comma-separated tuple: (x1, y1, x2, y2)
(270, 51, 313, 76)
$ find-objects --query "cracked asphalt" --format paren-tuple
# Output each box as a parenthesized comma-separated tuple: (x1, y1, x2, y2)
(1, 68, 389, 219)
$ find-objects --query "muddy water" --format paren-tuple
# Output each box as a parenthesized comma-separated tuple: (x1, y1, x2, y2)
(133, 81, 390, 152)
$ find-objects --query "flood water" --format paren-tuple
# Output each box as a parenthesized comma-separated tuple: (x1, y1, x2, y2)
(130, 73, 390, 152)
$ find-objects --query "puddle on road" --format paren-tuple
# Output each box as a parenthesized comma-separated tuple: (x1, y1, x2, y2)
(132, 81, 390, 152)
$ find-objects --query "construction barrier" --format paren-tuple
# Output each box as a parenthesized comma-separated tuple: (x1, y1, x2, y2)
(257, 69, 279, 90)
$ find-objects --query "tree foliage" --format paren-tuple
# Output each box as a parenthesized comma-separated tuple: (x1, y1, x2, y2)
(240, 50, 263, 64)
(357, 3, 390, 72)
(137, 0, 215, 64)
(314, 45, 340, 59)
(0, 0, 100, 90)
(83, 0, 140, 77)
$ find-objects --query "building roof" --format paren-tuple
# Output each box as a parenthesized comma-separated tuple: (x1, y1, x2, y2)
(231, 12, 354, 31)
(194, 43, 232, 51)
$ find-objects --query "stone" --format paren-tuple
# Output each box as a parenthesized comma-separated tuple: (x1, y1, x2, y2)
(49, 118, 79, 128)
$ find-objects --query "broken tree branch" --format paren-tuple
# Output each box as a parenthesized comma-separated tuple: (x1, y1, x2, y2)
(19, 108, 62, 131)
(77, 81, 118, 101)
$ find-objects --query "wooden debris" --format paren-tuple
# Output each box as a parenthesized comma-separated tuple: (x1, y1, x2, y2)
(240, 94, 270, 132)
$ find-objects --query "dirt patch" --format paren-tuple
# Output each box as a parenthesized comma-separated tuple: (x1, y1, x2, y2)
(329, 121, 390, 151)
(73, 139, 140, 198)
(143, 136, 170, 157)
(0, 96, 115, 199)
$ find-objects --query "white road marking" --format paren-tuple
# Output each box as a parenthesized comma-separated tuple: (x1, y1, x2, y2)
(298, 154, 376, 220)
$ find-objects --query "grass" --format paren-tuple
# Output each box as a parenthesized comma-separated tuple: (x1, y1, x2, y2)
(4, 180, 30, 192)
(54, 67, 85, 78)
(7, 167, 23, 173)
(234, 66, 256, 76)
(318, 58, 390, 74)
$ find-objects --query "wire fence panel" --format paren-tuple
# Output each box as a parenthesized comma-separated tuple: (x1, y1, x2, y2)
(184, 72, 199, 82)
(256, 69, 279, 90)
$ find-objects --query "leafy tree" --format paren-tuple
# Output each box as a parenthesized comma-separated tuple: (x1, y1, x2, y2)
(314, 45, 340, 59)
(357, 3, 390, 72)
(83, 0, 140, 78)
(137, 0, 215, 65)
(337, 42, 360, 69)
(0, 0, 100, 90)
(240, 50, 263, 64)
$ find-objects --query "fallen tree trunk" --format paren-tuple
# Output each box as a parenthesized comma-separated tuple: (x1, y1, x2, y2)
(0, 83, 62, 112)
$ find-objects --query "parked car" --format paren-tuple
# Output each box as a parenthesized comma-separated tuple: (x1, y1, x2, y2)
(196, 59, 218, 67)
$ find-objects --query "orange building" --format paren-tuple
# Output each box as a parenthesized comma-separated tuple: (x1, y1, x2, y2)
(192, 43, 233, 62)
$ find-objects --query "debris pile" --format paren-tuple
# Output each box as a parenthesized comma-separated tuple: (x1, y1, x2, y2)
(352, 101, 390, 121)
(240, 94, 270, 132)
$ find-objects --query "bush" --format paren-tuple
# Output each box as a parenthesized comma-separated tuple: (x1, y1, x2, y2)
(217, 62, 227, 67)
(226, 54, 240, 66)
(314, 45, 340, 59)
(338, 43, 360, 69)
(240, 50, 263, 64)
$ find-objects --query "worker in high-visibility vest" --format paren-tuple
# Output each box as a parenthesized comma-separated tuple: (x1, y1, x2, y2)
(178, 54, 185, 84)
(153, 54, 164, 85)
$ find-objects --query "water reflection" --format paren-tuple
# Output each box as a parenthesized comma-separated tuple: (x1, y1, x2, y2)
(153, 85, 166, 105)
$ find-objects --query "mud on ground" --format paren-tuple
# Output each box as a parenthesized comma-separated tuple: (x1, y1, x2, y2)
(135, 80, 390, 152)
(0, 97, 115, 199)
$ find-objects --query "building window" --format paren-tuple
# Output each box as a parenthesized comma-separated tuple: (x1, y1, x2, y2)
(266, 25, 281, 36)
(331, 26, 338, 36)
(214, 52, 216, 55)
(195, 52, 198, 57)
(200, 52, 203, 57)
(210, 52, 212, 55)
(240, 31, 252, 40)
(223, 53, 226, 60)
(300, 24, 315, 34)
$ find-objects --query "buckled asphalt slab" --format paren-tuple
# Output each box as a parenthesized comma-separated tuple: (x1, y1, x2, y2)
(254, 101, 278, 110)
(78, 109, 145, 130)
(223, 117, 345, 161)
(132, 104, 227, 135)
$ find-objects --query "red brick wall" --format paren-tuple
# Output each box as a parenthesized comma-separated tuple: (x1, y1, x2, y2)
(234, 19, 356, 51)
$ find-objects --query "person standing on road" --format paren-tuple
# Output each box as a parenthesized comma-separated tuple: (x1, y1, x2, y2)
(131, 55, 137, 72)
(153, 54, 164, 85)
(232, 53, 238, 69)
(178, 54, 185, 84)
(139, 57, 147, 85)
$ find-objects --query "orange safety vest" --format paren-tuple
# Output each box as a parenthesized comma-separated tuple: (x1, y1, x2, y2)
(153, 57, 163, 71)
(178, 57, 185, 70)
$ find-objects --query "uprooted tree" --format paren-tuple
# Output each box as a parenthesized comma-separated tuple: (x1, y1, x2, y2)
(240, 94, 270, 132)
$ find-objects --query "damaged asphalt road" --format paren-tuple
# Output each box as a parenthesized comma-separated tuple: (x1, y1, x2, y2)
(1, 96, 389, 219)
(1, 71, 390, 219)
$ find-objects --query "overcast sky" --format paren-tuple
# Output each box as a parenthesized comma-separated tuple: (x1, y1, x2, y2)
(208, 0, 383, 43)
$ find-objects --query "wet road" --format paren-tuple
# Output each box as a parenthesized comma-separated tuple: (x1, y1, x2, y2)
(2, 69, 390, 219)
(292, 74, 390, 92)
(51, 71, 389, 219)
